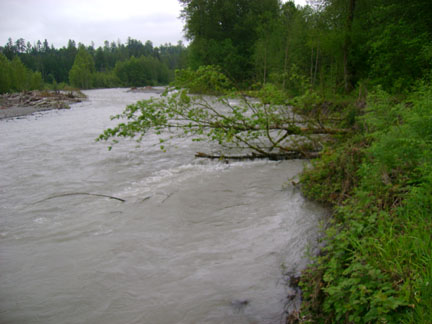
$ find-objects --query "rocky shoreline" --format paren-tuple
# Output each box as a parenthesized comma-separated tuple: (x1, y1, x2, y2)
(0, 90, 86, 119)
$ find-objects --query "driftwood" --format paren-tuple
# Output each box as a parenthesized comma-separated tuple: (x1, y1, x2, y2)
(195, 151, 320, 161)
(0, 90, 85, 109)
(34, 192, 126, 204)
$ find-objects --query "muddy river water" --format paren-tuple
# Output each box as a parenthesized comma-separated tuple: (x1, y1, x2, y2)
(0, 88, 326, 323)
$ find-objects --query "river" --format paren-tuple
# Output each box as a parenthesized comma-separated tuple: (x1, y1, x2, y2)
(0, 88, 325, 324)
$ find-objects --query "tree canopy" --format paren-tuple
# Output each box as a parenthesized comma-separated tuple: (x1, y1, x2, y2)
(180, 0, 280, 83)
(180, 0, 432, 93)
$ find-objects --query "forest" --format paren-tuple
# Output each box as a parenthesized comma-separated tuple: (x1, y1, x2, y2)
(1, 0, 431, 95)
(0, 37, 187, 93)
(2, 0, 432, 322)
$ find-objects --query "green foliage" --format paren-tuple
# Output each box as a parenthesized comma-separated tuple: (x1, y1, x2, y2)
(69, 46, 95, 89)
(92, 71, 120, 88)
(114, 55, 170, 87)
(300, 135, 366, 205)
(2, 37, 186, 89)
(29, 71, 44, 90)
(180, 0, 280, 82)
(364, 0, 432, 92)
(0, 53, 44, 93)
(251, 83, 288, 105)
(10, 57, 28, 91)
(299, 84, 432, 323)
(172, 65, 233, 95)
(97, 88, 292, 156)
(368, 22, 430, 92)
(97, 68, 335, 159)
(247, 0, 432, 94)
(4, 0, 431, 94)
(0, 53, 12, 93)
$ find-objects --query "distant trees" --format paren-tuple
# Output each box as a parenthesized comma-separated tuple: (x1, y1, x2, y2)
(0, 54, 12, 93)
(68, 45, 174, 88)
(69, 46, 96, 89)
(0, 37, 188, 91)
(0, 53, 43, 94)
(114, 56, 170, 87)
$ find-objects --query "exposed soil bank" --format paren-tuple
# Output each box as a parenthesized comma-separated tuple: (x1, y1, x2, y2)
(0, 90, 86, 119)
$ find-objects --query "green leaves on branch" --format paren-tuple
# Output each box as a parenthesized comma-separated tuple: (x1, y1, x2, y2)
(97, 82, 343, 159)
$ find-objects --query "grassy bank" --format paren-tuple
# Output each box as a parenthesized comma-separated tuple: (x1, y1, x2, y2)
(296, 84, 432, 323)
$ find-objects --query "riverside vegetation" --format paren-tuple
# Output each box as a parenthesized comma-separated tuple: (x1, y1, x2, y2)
(298, 85, 432, 323)
(98, 68, 432, 323)
(3, 0, 432, 322)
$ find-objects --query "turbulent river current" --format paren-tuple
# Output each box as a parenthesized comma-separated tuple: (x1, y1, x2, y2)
(0, 88, 326, 324)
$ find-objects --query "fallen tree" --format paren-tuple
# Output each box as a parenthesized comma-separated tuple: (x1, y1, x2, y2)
(97, 68, 348, 160)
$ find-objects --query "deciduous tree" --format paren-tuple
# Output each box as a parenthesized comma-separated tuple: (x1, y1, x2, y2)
(69, 46, 95, 89)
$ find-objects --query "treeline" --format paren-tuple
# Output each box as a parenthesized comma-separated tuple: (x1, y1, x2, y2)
(0, 37, 188, 93)
(2, 0, 431, 95)
(181, 0, 432, 94)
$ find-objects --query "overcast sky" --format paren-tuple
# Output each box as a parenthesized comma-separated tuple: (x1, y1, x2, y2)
(0, 0, 307, 49)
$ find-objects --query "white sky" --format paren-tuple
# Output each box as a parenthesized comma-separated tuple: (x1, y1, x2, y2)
(0, 0, 308, 49)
